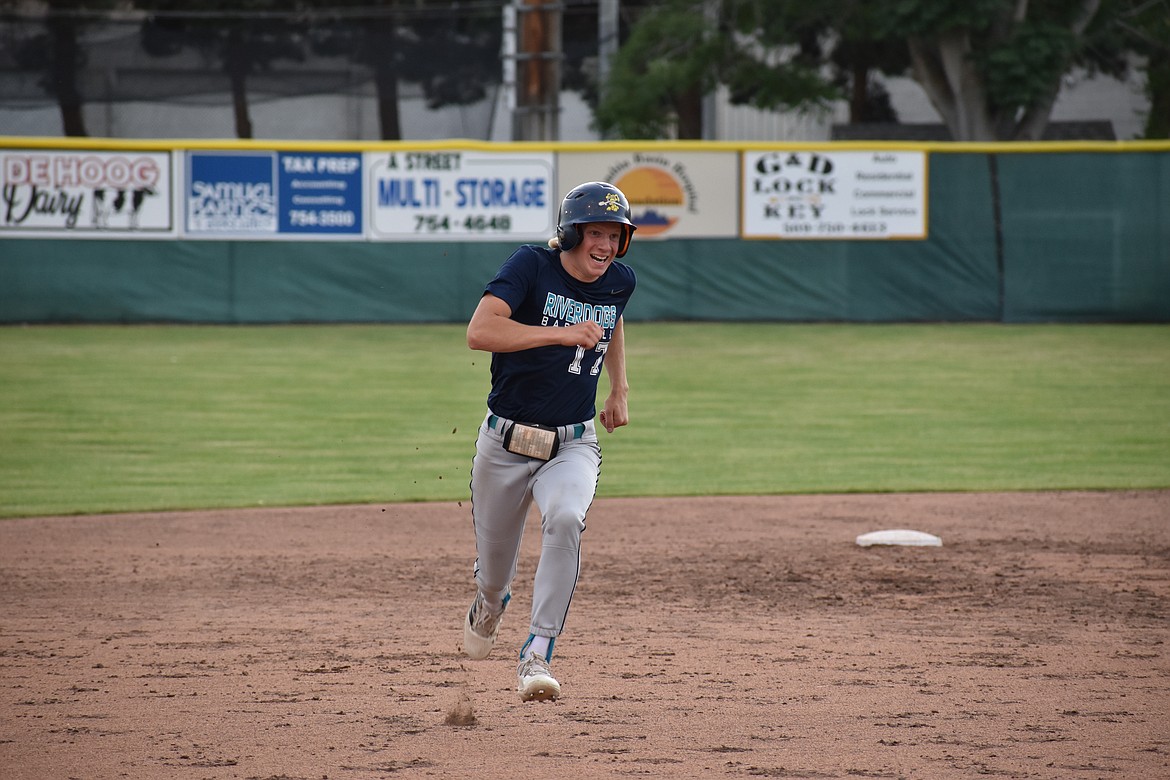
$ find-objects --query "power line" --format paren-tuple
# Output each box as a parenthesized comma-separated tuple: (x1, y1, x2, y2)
(1, 2, 512, 23)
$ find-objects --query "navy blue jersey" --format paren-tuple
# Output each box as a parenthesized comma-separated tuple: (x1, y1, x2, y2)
(484, 244, 636, 426)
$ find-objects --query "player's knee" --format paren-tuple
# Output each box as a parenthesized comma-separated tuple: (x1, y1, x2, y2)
(541, 506, 586, 539)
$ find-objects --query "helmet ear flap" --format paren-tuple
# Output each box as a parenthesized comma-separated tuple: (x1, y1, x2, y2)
(615, 225, 632, 258)
(557, 223, 580, 252)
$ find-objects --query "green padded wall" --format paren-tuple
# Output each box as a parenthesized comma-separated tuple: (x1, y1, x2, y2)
(1, 152, 1166, 323)
(997, 151, 1170, 322)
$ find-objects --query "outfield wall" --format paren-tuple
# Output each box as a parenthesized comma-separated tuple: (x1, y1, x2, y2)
(1, 138, 1167, 323)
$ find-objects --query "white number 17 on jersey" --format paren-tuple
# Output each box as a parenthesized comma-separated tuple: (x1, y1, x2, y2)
(569, 341, 607, 376)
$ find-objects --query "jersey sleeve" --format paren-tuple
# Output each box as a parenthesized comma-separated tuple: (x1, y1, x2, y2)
(484, 246, 540, 315)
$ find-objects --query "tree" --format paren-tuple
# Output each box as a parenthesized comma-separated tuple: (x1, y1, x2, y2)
(306, 1, 501, 141)
(138, 1, 307, 139)
(825, 6, 910, 123)
(597, 0, 1154, 141)
(2, 0, 122, 136)
(1102, 0, 1169, 138)
(594, 0, 841, 139)
(886, 0, 1168, 139)
(885, 0, 1104, 140)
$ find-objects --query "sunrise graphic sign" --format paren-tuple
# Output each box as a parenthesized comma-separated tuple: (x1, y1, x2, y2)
(556, 151, 738, 240)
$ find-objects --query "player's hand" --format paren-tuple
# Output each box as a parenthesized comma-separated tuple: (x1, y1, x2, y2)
(600, 393, 628, 433)
(561, 321, 604, 349)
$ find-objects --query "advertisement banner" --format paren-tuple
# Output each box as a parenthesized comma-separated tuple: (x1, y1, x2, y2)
(558, 151, 738, 239)
(278, 151, 362, 235)
(742, 150, 927, 239)
(186, 151, 277, 235)
(0, 149, 172, 235)
(367, 150, 554, 241)
(186, 150, 362, 237)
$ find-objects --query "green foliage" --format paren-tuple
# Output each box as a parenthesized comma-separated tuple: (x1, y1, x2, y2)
(139, 0, 308, 68)
(598, 0, 1163, 140)
(1145, 57, 1170, 137)
(306, 2, 501, 110)
(1, 324, 1166, 519)
(134, 0, 500, 139)
(137, 0, 309, 137)
(881, 0, 1006, 37)
(978, 21, 1079, 113)
(1100, 0, 1170, 137)
(595, 0, 842, 139)
(594, 2, 724, 138)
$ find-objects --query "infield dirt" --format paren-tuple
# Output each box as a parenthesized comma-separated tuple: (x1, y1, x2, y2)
(2, 491, 1167, 779)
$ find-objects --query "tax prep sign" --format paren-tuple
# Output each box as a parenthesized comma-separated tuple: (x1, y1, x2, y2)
(367, 150, 554, 240)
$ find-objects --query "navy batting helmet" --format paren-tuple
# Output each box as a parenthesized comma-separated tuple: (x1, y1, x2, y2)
(556, 181, 636, 258)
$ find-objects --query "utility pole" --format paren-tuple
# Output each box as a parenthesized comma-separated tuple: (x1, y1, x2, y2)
(510, 0, 562, 141)
(598, 0, 618, 93)
(598, 0, 618, 139)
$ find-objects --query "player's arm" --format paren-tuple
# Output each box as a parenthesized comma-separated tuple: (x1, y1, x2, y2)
(467, 293, 603, 353)
(600, 316, 629, 433)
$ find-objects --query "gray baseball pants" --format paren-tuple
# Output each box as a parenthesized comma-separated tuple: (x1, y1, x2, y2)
(470, 412, 601, 644)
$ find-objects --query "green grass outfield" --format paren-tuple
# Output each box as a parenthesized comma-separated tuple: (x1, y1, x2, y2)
(1, 323, 1167, 518)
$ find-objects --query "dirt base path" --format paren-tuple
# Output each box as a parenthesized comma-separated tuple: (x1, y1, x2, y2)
(2, 491, 1168, 779)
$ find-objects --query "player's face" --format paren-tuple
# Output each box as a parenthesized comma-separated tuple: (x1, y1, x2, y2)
(562, 222, 624, 283)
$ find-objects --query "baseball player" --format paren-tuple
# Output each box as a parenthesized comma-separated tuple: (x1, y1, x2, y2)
(462, 181, 638, 702)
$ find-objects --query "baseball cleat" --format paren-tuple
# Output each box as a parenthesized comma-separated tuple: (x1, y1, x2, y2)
(463, 591, 507, 660)
(517, 653, 560, 702)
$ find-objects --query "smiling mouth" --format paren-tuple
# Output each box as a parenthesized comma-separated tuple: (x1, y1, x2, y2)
(590, 253, 609, 264)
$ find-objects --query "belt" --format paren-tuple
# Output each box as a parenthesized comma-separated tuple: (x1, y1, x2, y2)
(488, 414, 587, 442)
